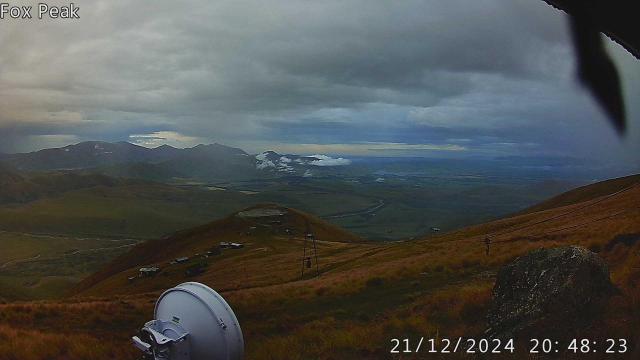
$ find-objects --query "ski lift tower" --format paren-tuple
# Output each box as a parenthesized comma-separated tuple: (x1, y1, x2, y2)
(301, 221, 320, 279)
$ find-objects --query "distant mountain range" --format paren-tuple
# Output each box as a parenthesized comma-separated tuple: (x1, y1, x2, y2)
(0, 141, 354, 182)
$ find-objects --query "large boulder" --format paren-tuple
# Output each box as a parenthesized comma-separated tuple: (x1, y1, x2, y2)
(487, 246, 615, 339)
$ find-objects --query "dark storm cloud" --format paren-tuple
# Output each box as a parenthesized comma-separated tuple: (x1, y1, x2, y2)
(0, 0, 638, 166)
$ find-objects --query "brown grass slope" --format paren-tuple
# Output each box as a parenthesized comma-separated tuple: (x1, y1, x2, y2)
(73, 204, 362, 296)
(518, 173, 640, 215)
(2, 177, 640, 359)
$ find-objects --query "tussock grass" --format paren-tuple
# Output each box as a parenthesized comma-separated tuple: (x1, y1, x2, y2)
(0, 185, 639, 359)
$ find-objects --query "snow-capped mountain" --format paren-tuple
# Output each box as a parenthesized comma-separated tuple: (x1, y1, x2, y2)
(255, 151, 352, 177)
(0, 142, 354, 181)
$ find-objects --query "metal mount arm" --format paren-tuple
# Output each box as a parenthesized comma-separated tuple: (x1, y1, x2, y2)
(132, 320, 190, 360)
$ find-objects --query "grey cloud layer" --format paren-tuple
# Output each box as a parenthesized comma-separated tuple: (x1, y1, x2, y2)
(0, 0, 638, 165)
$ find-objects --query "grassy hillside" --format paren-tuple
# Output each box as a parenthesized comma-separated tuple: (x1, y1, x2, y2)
(518, 174, 640, 214)
(86, 162, 185, 182)
(0, 232, 138, 300)
(0, 177, 381, 239)
(0, 164, 581, 241)
(1, 177, 639, 359)
(73, 204, 362, 295)
(0, 184, 262, 238)
(0, 165, 142, 204)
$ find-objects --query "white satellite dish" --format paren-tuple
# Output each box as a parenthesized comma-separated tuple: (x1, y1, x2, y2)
(132, 282, 244, 360)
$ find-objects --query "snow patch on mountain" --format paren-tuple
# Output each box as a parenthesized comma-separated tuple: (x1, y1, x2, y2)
(309, 154, 351, 166)
(255, 151, 351, 174)
(255, 152, 270, 162)
(255, 152, 294, 172)
(256, 159, 276, 170)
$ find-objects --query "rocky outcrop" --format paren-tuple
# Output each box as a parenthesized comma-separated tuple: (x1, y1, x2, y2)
(487, 246, 616, 339)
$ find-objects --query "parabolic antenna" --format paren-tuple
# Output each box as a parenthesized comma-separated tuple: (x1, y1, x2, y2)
(132, 282, 244, 360)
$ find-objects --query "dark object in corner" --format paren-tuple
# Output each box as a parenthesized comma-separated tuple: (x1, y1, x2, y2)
(487, 246, 616, 340)
(543, 0, 639, 60)
(543, 0, 637, 135)
(569, 12, 625, 134)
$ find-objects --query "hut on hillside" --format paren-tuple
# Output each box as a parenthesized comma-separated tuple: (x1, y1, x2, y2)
(139, 266, 160, 277)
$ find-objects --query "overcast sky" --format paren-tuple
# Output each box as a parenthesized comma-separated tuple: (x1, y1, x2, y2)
(1, 0, 638, 167)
